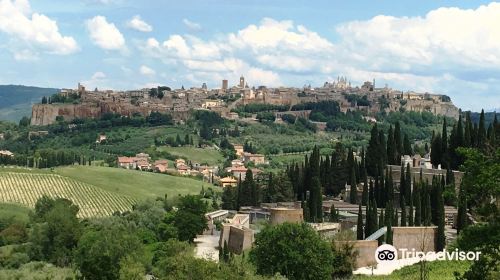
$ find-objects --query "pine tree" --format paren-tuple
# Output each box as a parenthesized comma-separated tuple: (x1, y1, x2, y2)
(456, 182, 468, 234)
(357, 202, 364, 240)
(401, 195, 407, 227)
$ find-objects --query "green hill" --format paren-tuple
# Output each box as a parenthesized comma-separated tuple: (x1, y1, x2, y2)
(0, 85, 58, 122)
(0, 166, 208, 218)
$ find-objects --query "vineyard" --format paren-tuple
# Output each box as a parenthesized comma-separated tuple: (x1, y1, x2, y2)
(0, 172, 136, 218)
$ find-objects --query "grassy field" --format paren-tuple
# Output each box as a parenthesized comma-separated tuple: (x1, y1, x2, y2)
(157, 146, 224, 165)
(0, 166, 209, 218)
(354, 260, 470, 280)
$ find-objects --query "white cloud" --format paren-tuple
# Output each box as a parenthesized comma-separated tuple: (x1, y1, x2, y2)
(0, 0, 79, 56)
(86, 15, 125, 50)
(182, 18, 201, 32)
(136, 8, 500, 110)
(126, 15, 152, 32)
(91, 71, 106, 80)
(336, 3, 500, 71)
(139, 65, 155, 76)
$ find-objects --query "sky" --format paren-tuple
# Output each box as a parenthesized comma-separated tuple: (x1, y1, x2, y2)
(1, 0, 499, 111)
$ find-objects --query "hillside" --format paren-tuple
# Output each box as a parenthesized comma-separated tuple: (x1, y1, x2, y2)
(0, 85, 58, 122)
(0, 166, 207, 218)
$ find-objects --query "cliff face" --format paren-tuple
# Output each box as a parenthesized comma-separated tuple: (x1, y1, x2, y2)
(31, 102, 190, 126)
(404, 100, 460, 119)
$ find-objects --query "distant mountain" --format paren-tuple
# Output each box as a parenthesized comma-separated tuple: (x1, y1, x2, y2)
(0, 85, 58, 122)
(468, 111, 499, 126)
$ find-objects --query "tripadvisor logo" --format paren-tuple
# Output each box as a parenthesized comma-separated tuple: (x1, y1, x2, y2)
(375, 244, 481, 263)
(375, 244, 397, 263)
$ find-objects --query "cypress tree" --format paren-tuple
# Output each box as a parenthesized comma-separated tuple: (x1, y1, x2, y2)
(464, 112, 472, 147)
(424, 191, 432, 226)
(302, 200, 310, 222)
(403, 134, 412, 155)
(379, 130, 387, 166)
(357, 202, 364, 240)
(384, 200, 393, 244)
(367, 125, 380, 175)
(408, 186, 414, 226)
(349, 165, 357, 204)
(414, 181, 421, 226)
(431, 133, 442, 168)
(401, 195, 407, 227)
(330, 203, 339, 222)
(379, 209, 384, 230)
(478, 109, 487, 148)
(387, 125, 396, 165)
(405, 163, 412, 205)
(362, 172, 368, 206)
(364, 203, 372, 238)
(441, 118, 448, 169)
(394, 209, 398, 227)
(373, 199, 378, 234)
(399, 164, 406, 208)
(394, 121, 403, 165)
(456, 182, 468, 234)
(436, 179, 446, 251)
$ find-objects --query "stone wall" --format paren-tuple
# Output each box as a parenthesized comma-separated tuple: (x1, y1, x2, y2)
(227, 226, 254, 254)
(335, 240, 378, 268)
(392, 226, 437, 254)
(269, 208, 304, 225)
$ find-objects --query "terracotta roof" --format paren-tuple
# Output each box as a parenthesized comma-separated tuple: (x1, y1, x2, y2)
(118, 157, 134, 163)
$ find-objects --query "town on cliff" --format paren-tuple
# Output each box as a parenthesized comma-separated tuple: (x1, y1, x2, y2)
(31, 76, 459, 126)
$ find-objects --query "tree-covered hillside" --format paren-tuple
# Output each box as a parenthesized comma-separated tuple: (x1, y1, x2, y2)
(0, 85, 58, 122)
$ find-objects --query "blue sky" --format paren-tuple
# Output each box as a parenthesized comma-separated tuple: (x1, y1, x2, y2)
(1, 0, 499, 111)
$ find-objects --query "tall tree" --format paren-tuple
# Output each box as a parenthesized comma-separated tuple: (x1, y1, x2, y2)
(400, 195, 407, 227)
(330, 203, 339, 222)
(456, 182, 468, 234)
(387, 125, 396, 165)
(366, 124, 380, 176)
(464, 112, 472, 147)
(414, 181, 421, 226)
(477, 109, 487, 148)
(436, 179, 446, 251)
(356, 202, 364, 240)
(403, 134, 412, 156)
(349, 165, 357, 204)
(408, 188, 414, 226)
(394, 121, 403, 164)
(385, 199, 394, 239)
(441, 118, 448, 169)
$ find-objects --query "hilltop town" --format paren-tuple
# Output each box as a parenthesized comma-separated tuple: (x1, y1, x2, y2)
(30, 76, 459, 126)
